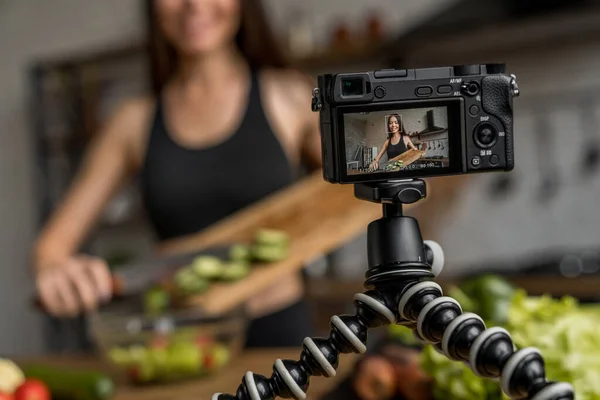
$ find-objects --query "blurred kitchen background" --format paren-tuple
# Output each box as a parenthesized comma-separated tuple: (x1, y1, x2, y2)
(2, 0, 600, 358)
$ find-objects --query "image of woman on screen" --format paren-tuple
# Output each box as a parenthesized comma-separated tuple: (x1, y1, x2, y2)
(369, 113, 417, 170)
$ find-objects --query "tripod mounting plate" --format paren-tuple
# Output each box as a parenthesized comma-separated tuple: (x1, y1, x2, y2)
(354, 179, 427, 204)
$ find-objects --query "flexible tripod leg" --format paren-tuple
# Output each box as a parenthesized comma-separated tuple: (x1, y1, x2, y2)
(211, 241, 574, 400)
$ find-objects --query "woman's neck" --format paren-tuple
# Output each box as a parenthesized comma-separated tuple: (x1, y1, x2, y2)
(172, 45, 250, 91)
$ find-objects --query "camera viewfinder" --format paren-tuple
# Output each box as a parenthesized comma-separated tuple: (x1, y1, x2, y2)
(341, 77, 364, 97)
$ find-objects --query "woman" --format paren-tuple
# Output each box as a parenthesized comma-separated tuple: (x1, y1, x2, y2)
(32, 0, 322, 348)
(369, 114, 417, 170)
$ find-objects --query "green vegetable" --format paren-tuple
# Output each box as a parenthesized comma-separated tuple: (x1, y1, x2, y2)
(21, 364, 115, 400)
(143, 287, 170, 316)
(174, 267, 196, 286)
(174, 267, 209, 295)
(452, 274, 516, 325)
(167, 342, 202, 375)
(420, 279, 600, 400)
(252, 245, 288, 262)
(179, 278, 209, 295)
(254, 229, 290, 247)
(191, 256, 223, 279)
(220, 261, 250, 281)
(229, 244, 251, 262)
(107, 347, 130, 366)
(208, 344, 231, 368)
(388, 324, 420, 346)
(132, 362, 155, 383)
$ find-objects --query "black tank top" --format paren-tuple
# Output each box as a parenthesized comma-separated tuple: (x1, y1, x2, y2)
(141, 72, 295, 240)
(386, 135, 408, 160)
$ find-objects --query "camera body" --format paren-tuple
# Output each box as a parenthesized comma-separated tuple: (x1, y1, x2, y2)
(312, 64, 519, 184)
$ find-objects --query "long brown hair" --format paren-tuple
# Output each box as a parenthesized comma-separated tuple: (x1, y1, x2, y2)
(144, 0, 288, 95)
(387, 113, 407, 139)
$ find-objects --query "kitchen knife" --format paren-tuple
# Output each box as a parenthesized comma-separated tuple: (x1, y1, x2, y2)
(34, 246, 230, 312)
(111, 246, 229, 296)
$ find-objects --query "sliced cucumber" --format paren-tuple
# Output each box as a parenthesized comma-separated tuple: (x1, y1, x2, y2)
(174, 267, 209, 295)
(191, 256, 223, 279)
(179, 278, 209, 296)
(220, 261, 250, 281)
(174, 267, 196, 286)
(143, 287, 170, 316)
(254, 229, 290, 247)
(252, 245, 289, 262)
(229, 244, 251, 262)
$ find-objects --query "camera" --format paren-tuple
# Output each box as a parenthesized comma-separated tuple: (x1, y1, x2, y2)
(311, 64, 520, 184)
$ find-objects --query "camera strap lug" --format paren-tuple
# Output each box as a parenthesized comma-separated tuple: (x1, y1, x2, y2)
(311, 88, 322, 112)
(510, 74, 520, 97)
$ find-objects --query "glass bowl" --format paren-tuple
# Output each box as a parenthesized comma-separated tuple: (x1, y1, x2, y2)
(87, 296, 247, 385)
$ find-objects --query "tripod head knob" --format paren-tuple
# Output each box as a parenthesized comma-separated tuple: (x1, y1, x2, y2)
(424, 240, 444, 277)
(354, 179, 426, 205)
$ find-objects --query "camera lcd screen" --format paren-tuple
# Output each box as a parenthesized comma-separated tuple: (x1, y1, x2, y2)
(340, 102, 463, 181)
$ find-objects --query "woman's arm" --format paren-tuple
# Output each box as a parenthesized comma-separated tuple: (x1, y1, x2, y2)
(33, 100, 149, 268)
(33, 98, 151, 316)
(373, 141, 390, 163)
(406, 136, 418, 151)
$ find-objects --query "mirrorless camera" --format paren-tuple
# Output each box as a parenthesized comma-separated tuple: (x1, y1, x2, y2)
(311, 64, 520, 184)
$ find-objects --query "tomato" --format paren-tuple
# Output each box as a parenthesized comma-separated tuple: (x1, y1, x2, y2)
(14, 379, 50, 400)
(204, 353, 215, 369)
(0, 393, 14, 400)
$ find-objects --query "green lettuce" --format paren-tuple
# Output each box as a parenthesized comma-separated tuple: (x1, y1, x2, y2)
(392, 284, 600, 400)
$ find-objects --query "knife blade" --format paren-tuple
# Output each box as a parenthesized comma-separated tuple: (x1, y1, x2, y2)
(34, 245, 231, 312)
(112, 246, 230, 296)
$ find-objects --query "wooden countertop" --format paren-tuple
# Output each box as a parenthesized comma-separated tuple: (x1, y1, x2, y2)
(21, 349, 357, 400)
(305, 274, 600, 301)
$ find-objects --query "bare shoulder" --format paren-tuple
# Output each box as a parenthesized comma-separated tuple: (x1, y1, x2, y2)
(97, 95, 156, 168)
(260, 68, 315, 114)
(105, 95, 155, 138)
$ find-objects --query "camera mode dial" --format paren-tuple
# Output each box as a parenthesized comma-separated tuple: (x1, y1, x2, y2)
(374, 86, 386, 99)
(453, 65, 481, 76)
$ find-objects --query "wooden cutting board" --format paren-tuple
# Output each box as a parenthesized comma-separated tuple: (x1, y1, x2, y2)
(389, 149, 426, 165)
(155, 172, 392, 315)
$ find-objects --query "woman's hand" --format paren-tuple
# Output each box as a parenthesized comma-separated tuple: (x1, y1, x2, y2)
(369, 161, 379, 170)
(35, 255, 113, 317)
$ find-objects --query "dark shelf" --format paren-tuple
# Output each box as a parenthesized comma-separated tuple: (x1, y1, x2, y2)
(418, 128, 448, 137)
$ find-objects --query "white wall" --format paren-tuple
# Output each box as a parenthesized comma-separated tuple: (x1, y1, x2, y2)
(0, 0, 145, 355)
(263, 0, 460, 51)
(407, 39, 600, 277)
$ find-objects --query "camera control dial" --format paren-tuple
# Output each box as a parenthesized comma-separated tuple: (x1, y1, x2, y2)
(461, 81, 480, 96)
(474, 122, 498, 149)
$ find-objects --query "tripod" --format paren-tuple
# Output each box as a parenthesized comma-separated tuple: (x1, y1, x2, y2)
(212, 179, 575, 400)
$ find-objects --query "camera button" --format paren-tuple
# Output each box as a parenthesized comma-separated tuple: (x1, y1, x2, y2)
(490, 154, 500, 165)
(416, 86, 433, 97)
(374, 69, 407, 78)
(374, 86, 386, 99)
(471, 156, 482, 168)
(469, 105, 480, 116)
(474, 122, 498, 148)
(437, 85, 453, 94)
